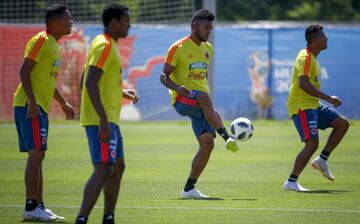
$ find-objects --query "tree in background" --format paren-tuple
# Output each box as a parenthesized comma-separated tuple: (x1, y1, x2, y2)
(2, 0, 360, 22)
(216, 0, 360, 21)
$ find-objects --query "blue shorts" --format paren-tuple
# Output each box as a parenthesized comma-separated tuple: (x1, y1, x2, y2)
(174, 90, 215, 139)
(85, 123, 124, 165)
(291, 104, 340, 142)
(14, 106, 49, 152)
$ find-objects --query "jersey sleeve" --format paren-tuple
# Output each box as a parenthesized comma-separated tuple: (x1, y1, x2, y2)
(88, 41, 112, 72)
(165, 43, 180, 67)
(24, 34, 48, 63)
(208, 42, 214, 60)
(295, 52, 311, 77)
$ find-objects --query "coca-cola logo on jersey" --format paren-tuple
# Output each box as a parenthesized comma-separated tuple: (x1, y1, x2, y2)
(188, 71, 206, 80)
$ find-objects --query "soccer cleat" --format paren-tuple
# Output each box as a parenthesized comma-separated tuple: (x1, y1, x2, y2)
(22, 207, 56, 221)
(283, 180, 310, 192)
(180, 189, 210, 198)
(44, 208, 66, 220)
(75, 216, 87, 224)
(311, 156, 335, 181)
(103, 214, 115, 224)
(225, 137, 239, 153)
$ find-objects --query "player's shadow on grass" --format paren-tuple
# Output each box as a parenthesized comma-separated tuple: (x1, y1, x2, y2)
(21, 220, 68, 223)
(302, 189, 350, 194)
(231, 198, 258, 201)
(177, 197, 224, 201)
(175, 197, 258, 201)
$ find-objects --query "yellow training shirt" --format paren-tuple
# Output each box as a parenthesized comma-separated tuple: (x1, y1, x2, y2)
(165, 36, 213, 105)
(287, 48, 321, 117)
(80, 34, 123, 126)
(13, 31, 60, 112)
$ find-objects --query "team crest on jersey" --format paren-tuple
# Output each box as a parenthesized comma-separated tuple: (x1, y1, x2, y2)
(205, 52, 210, 59)
(188, 53, 193, 59)
(189, 62, 207, 70)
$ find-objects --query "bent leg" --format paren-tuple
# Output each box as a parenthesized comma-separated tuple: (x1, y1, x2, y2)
(290, 139, 319, 177)
(322, 116, 349, 154)
(195, 93, 224, 130)
(182, 132, 214, 197)
(189, 132, 214, 179)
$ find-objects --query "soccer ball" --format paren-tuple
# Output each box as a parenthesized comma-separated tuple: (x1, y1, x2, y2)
(230, 117, 254, 141)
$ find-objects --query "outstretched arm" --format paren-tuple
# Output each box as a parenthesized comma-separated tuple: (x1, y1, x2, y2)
(54, 88, 75, 120)
(299, 76, 341, 107)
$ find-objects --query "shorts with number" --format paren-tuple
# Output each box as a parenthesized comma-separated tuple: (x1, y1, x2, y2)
(85, 123, 123, 164)
(174, 90, 215, 138)
(14, 106, 48, 152)
(291, 104, 340, 142)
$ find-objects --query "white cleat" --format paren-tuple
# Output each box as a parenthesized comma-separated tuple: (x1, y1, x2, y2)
(283, 180, 310, 192)
(181, 189, 210, 198)
(22, 207, 56, 221)
(225, 137, 239, 153)
(44, 208, 66, 221)
(311, 156, 335, 181)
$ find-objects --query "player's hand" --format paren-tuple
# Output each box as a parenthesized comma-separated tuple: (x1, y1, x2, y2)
(26, 101, 42, 119)
(327, 96, 342, 107)
(61, 102, 75, 120)
(124, 89, 140, 104)
(99, 117, 111, 143)
(176, 86, 192, 97)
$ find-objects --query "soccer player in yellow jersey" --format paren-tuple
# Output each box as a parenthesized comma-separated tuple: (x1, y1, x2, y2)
(75, 3, 138, 224)
(283, 25, 349, 192)
(160, 9, 239, 199)
(13, 4, 74, 221)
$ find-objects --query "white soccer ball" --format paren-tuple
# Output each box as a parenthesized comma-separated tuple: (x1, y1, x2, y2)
(230, 117, 254, 141)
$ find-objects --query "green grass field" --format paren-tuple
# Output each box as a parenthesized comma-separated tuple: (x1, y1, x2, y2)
(0, 120, 359, 224)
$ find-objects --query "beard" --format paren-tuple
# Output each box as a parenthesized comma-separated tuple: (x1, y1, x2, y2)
(195, 32, 208, 42)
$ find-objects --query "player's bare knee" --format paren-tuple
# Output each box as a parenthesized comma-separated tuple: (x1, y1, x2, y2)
(95, 163, 112, 175)
(332, 116, 350, 132)
(199, 139, 214, 152)
(341, 117, 350, 132)
(114, 162, 125, 173)
(28, 149, 45, 161)
(204, 142, 215, 151)
(305, 139, 319, 152)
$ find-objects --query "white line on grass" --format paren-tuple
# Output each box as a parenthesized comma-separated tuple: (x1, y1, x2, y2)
(0, 204, 359, 214)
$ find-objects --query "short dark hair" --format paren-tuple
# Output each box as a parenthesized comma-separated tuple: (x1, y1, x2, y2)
(102, 3, 129, 27)
(45, 4, 68, 24)
(191, 9, 215, 24)
(305, 24, 324, 44)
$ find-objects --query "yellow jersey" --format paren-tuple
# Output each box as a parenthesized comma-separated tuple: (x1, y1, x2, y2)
(165, 36, 213, 105)
(13, 31, 60, 112)
(80, 34, 123, 126)
(287, 48, 321, 117)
